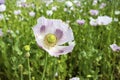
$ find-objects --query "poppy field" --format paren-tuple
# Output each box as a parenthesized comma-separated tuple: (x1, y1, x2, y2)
(0, 0, 120, 80)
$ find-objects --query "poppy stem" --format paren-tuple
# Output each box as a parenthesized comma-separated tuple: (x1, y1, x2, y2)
(20, 69, 23, 80)
(42, 52, 48, 80)
(28, 58, 31, 80)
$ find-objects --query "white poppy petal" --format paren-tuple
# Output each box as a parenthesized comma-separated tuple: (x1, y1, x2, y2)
(51, 20, 74, 45)
(32, 25, 46, 48)
(47, 42, 75, 57)
(56, 27, 74, 45)
(55, 29, 63, 40)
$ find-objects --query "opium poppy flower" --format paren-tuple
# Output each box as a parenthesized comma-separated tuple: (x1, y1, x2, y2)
(32, 17, 75, 57)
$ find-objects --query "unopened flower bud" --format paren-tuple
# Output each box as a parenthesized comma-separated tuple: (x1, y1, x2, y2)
(24, 45, 30, 51)
(18, 64, 23, 72)
(32, 77, 35, 80)
(25, 52, 30, 58)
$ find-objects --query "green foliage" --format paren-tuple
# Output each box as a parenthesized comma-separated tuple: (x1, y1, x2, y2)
(0, 0, 120, 80)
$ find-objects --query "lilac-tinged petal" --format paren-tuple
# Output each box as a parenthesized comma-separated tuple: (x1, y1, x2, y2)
(0, 4, 6, 12)
(110, 44, 120, 52)
(37, 17, 56, 34)
(0, 0, 5, 4)
(76, 19, 85, 25)
(97, 16, 112, 25)
(55, 29, 63, 40)
(89, 18, 98, 26)
(37, 16, 48, 25)
(47, 41, 75, 57)
(40, 25, 46, 33)
(32, 25, 45, 38)
(57, 27, 74, 45)
(51, 20, 74, 45)
(99, 3, 106, 9)
(36, 37, 44, 48)
(89, 10, 99, 16)
(32, 25, 46, 48)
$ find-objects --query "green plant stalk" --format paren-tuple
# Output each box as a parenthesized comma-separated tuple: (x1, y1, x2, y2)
(41, 53, 48, 80)
(28, 58, 31, 80)
(20, 69, 23, 80)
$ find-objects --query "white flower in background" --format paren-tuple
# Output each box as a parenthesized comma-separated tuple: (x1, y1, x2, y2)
(32, 17, 75, 57)
(21, 0, 26, 2)
(0, 0, 5, 4)
(69, 77, 80, 80)
(51, 6, 57, 11)
(0, 14, 4, 20)
(0, 4, 6, 12)
(90, 16, 112, 26)
(76, 19, 85, 25)
(18, 0, 26, 3)
(31, 3, 35, 8)
(115, 10, 120, 15)
(89, 9, 99, 16)
(14, 10, 21, 15)
(54, 72, 58, 77)
(92, 0, 98, 5)
(114, 18, 119, 22)
(65, 1, 73, 7)
(99, 3, 106, 9)
(79, 9, 83, 13)
(29, 11, 35, 17)
(56, 0, 64, 2)
(64, 8, 67, 12)
(70, 6, 74, 11)
(0, 28, 3, 37)
(42, 0, 53, 6)
(16, 0, 28, 7)
(73, 0, 81, 7)
(110, 44, 120, 52)
(97, 16, 112, 25)
(89, 18, 98, 26)
(46, 10, 53, 16)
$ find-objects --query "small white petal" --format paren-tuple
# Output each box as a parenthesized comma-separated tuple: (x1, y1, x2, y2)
(97, 16, 112, 25)
(0, 14, 4, 20)
(51, 20, 74, 45)
(65, 1, 73, 7)
(69, 77, 80, 80)
(0, 4, 6, 12)
(46, 10, 53, 16)
(110, 44, 120, 52)
(29, 11, 35, 17)
(89, 18, 98, 26)
(47, 43, 75, 57)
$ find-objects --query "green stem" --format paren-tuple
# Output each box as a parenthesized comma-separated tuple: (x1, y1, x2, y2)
(20, 70, 23, 80)
(41, 53, 48, 80)
(28, 58, 31, 80)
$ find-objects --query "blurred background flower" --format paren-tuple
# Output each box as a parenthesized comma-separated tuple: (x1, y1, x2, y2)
(69, 77, 80, 80)
(0, 0, 5, 4)
(76, 19, 85, 25)
(110, 44, 120, 52)
(89, 9, 99, 16)
(0, 4, 6, 12)
(0, 28, 3, 37)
